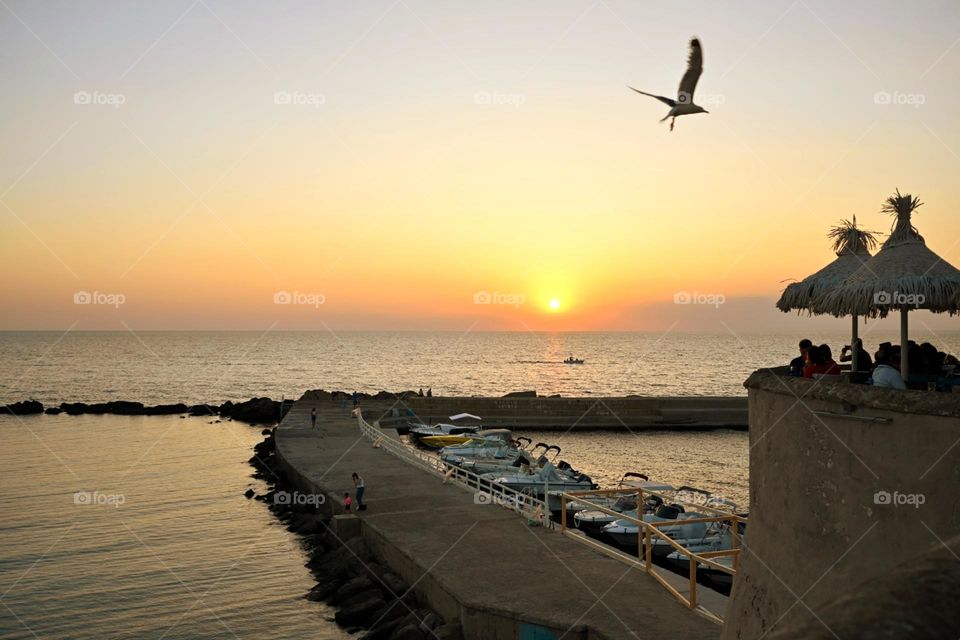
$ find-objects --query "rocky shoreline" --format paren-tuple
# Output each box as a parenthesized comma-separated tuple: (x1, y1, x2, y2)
(248, 429, 461, 640)
(0, 390, 431, 425)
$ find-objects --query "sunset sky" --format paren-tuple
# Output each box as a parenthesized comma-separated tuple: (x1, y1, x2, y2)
(2, 0, 959, 333)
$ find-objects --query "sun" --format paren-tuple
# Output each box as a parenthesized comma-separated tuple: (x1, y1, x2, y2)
(549, 298, 561, 311)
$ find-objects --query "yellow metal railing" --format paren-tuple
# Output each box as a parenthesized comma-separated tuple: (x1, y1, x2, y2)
(559, 488, 746, 615)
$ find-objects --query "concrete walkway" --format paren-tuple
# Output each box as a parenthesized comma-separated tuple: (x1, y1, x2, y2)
(275, 390, 723, 640)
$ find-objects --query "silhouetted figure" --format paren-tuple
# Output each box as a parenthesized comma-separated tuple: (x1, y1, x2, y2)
(790, 339, 813, 377)
(352, 472, 366, 511)
(872, 349, 906, 390)
(426, 388, 432, 397)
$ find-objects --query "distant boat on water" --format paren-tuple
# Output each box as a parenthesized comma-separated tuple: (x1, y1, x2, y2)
(564, 357, 585, 365)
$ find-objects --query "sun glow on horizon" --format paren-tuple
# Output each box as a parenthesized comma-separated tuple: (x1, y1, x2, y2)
(549, 298, 561, 311)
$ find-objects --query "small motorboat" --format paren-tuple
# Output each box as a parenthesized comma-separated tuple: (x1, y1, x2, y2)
(550, 472, 674, 518)
(603, 496, 741, 557)
(409, 413, 482, 446)
(434, 430, 521, 457)
(563, 356, 584, 365)
(485, 459, 597, 496)
(451, 444, 559, 476)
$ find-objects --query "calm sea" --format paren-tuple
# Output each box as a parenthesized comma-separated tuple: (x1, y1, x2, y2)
(2, 330, 956, 636)
(3, 330, 958, 405)
(0, 413, 346, 640)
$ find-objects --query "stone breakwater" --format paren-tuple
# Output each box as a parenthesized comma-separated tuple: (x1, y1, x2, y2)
(1, 397, 294, 425)
(247, 428, 461, 640)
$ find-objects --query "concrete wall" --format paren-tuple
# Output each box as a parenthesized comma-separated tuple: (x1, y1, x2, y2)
(394, 396, 747, 430)
(722, 371, 960, 639)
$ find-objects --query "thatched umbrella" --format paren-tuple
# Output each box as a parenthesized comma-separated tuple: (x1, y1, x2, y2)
(813, 190, 960, 378)
(776, 217, 878, 372)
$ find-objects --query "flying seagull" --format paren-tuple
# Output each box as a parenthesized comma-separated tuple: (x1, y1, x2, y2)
(629, 37, 707, 131)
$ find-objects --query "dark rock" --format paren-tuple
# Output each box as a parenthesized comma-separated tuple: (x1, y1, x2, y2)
(418, 612, 439, 632)
(339, 587, 386, 609)
(389, 623, 424, 640)
(3, 400, 44, 415)
(230, 397, 282, 425)
(218, 400, 235, 416)
(306, 576, 343, 601)
(244, 488, 255, 499)
(381, 572, 408, 598)
(310, 547, 361, 580)
(78, 400, 145, 415)
(433, 622, 463, 640)
(188, 404, 218, 417)
(502, 390, 537, 398)
(60, 402, 89, 415)
(44, 407, 63, 415)
(144, 403, 188, 415)
(261, 428, 272, 436)
(335, 597, 385, 628)
(328, 575, 374, 605)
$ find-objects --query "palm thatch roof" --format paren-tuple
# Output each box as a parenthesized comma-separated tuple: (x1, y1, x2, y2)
(812, 190, 960, 317)
(776, 217, 878, 313)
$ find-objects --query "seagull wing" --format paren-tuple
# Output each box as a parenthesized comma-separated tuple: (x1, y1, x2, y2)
(677, 38, 703, 104)
(627, 86, 676, 107)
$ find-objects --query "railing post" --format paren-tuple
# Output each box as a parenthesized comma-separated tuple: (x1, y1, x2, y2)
(689, 554, 698, 609)
(561, 493, 567, 531)
(644, 524, 652, 571)
(732, 517, 739, 572)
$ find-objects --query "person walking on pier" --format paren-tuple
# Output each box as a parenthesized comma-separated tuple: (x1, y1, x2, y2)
(310, 407, 317, 430)
(352, 472, 366, 511)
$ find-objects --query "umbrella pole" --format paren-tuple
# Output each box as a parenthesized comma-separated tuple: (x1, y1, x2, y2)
(900, 308, 909, 380)
(850, 315, 858, 373)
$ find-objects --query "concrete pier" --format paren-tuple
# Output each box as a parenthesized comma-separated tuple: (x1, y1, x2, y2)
(275, 391, 723, 639)
(394, 396, 748, 430)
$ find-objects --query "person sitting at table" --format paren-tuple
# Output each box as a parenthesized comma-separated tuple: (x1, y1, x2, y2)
(871, 349, 906, 390)
(789, 339, 813, 377)
(803, 345, 826, 378)
(819, 344, 841, 375)
(919, 343, 944, 376)
(839, 339, 872, 371)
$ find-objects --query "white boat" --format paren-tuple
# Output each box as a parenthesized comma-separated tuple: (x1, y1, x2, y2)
(603, 495, 741, 556)
(409, 413, 482, 445)
(484, 460, 597, 496)
(572, 491, 669, 534)
(549, 472, 674, 518)
(453, 444, 560, 475)
(439, 431, 527, 461)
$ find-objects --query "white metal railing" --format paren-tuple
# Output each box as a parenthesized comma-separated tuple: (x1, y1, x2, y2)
(356, 413, 546, 520)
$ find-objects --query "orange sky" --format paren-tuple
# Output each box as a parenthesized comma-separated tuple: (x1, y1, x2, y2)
(1, 1, 959, 332)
